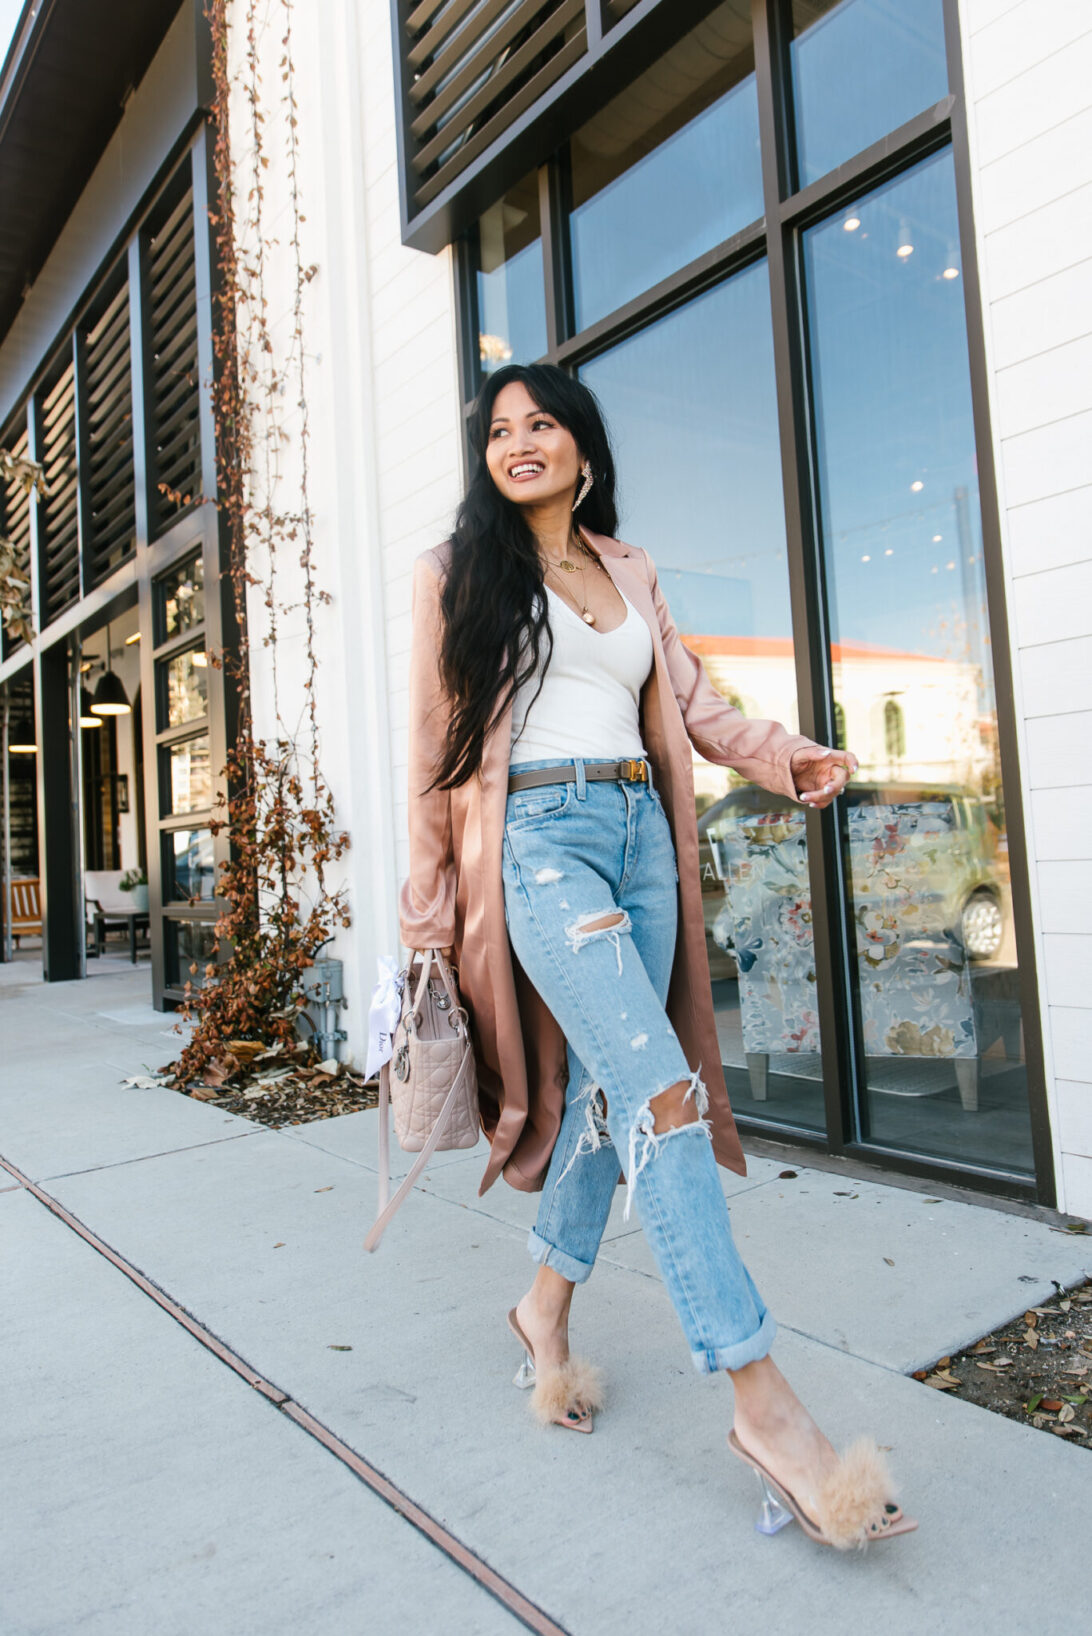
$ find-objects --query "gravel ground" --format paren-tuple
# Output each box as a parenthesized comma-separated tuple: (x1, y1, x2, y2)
(916, 1276, 1092, 1449)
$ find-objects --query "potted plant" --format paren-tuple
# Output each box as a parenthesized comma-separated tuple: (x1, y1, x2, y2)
(119, 868, 149, 913)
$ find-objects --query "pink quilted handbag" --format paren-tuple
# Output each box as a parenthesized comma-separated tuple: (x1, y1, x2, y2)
(364, 948, 479, 1250)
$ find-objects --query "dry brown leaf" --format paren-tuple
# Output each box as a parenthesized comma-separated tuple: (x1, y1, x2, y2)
(924, 1375, 959, 1390)
(937, 1356, 951, 1369)
(190, 1085, 221, 1101)
(1058, 1404, 1076, 1423)
(1024, 1330, 1039, 1349)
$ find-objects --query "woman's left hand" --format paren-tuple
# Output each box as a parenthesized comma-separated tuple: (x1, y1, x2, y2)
(790, 744, 859, 810)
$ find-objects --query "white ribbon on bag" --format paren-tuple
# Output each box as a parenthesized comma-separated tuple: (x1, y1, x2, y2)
(365, 955, 404, 1080)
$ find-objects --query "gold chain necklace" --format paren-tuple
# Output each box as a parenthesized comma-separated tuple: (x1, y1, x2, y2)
(543, 533, 599, 625)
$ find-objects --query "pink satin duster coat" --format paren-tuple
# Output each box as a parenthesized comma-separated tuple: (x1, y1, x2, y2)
(398, 528, 815, 1195)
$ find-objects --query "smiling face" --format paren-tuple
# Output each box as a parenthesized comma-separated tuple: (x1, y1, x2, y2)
(484, 379, 584, 511)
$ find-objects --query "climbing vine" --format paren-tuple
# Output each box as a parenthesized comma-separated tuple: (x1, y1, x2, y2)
(171, 0, 349, 1086)
(0, 450, 44, 647)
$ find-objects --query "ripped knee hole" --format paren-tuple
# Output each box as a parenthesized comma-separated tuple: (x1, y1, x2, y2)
(648, 1081, 702, 1133)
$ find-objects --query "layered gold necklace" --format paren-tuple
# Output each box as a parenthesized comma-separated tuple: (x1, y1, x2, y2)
(542, 531, 602, 625)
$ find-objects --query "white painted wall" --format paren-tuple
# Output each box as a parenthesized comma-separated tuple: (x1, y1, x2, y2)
(224, 0, 462, 1064)
(959, 0, 1092, 1215)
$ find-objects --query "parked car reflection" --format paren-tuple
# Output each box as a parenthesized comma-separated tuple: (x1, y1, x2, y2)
(697, 780, 1008, 979)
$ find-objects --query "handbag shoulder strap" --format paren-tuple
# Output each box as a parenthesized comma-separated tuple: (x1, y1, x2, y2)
(363, 1034, 474, 1252)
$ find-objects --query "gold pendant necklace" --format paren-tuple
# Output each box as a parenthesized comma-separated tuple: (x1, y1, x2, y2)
(545, 536, 597, 624)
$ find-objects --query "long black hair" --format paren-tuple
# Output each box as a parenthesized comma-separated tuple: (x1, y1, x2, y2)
(431, 363, 619, 790)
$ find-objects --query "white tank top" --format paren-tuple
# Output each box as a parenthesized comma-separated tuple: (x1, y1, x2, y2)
(510, 586, 653, 762)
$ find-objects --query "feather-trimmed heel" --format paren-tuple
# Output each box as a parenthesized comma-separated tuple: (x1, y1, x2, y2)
(507, 1307, 603, 1434)
(729, 1430, 918, 1549)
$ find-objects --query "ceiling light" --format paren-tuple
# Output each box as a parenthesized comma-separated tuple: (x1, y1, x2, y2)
(91, 620, 132, 716)
(911, 481, 924, 492)
(843, 216, 861, 232)
(79, 688, 102, 730)
(8, 718, 37, 753)
(125, 631, 141, 645)
(897, 244, 914, 258)
(942, 266, 960, 279)
(897, 217, 914, 259)
(932, 534, 942, 542)
(885, 549, 893, 556)
(861, 554, 871, 562)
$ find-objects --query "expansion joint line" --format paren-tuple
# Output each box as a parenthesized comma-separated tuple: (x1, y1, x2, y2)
(0, 1152, 570, 1636)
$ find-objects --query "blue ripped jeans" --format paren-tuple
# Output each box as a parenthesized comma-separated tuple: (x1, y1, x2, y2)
(503, 757, 776, 1375)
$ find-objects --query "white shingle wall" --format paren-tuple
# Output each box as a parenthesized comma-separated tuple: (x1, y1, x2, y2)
(960, 0, 1092, 1215)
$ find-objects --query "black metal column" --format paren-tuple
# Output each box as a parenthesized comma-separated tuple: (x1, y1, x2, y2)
(34, 638, 80, 980)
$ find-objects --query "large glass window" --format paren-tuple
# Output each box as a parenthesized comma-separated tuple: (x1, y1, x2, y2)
(166, 826, 216, 903)
(454, 0, 1044, 1195)
(165, 734, 211, 816)
(570, 2, 762, 329)
(803, 149, 1032, 1175)
(790, 0, 948, 186)
(476, 173, 547, 376)
(164, 647, 208, 728)
(583, 263, 825, 1133)
(156, 554, 204, 642)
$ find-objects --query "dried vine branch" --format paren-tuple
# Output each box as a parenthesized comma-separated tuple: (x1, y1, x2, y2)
(172, 0, 349, 1086)
(0, 450, 45, 646)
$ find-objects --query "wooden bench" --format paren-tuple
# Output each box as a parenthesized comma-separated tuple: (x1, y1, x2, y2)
(8, 877, 42, 947)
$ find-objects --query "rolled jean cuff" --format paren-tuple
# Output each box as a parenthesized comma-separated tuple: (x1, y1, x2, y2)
(690, 1309, 777, 1375)
(527, 1228, 596, 1285)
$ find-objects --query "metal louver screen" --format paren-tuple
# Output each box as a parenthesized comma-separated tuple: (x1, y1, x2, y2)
(406, 0, 587, 209)
(39, 361, 80, 626)
(84, 279, 136, 585)
(1, 421, 32, 657)
(148, 186, 201, 537)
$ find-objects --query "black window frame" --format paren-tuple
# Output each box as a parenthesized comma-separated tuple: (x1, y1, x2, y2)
(448, 0, 1054, 1207)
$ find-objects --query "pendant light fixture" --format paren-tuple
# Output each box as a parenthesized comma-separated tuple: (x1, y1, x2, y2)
(79, 688, 102, 730)
(8, 718, 37, 753)
(91, 621, 131, 716)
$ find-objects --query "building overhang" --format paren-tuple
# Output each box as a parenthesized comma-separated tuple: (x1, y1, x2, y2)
(0, 0, 188, 342)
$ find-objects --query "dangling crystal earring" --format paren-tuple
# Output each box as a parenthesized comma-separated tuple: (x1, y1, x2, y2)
(571, 460, 594, 512)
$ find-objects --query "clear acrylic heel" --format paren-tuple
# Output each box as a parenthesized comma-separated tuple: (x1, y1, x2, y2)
(513, 1350, 536, 1390)
(753, 1470, 794, 1536)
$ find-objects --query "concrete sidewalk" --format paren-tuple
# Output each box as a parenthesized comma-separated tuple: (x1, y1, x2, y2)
(3, 960, 1091, 1636)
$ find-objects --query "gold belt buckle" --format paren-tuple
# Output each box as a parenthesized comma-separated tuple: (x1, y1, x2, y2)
(620, 758, 647, 782)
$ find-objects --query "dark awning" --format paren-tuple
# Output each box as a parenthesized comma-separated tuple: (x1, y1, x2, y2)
(0, 0, 186, 342)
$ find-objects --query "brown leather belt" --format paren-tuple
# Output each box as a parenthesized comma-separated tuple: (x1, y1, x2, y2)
(508, 758, 649, 793)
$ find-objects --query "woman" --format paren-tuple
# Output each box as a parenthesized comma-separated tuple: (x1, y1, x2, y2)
(399, 362, 915, 1550)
